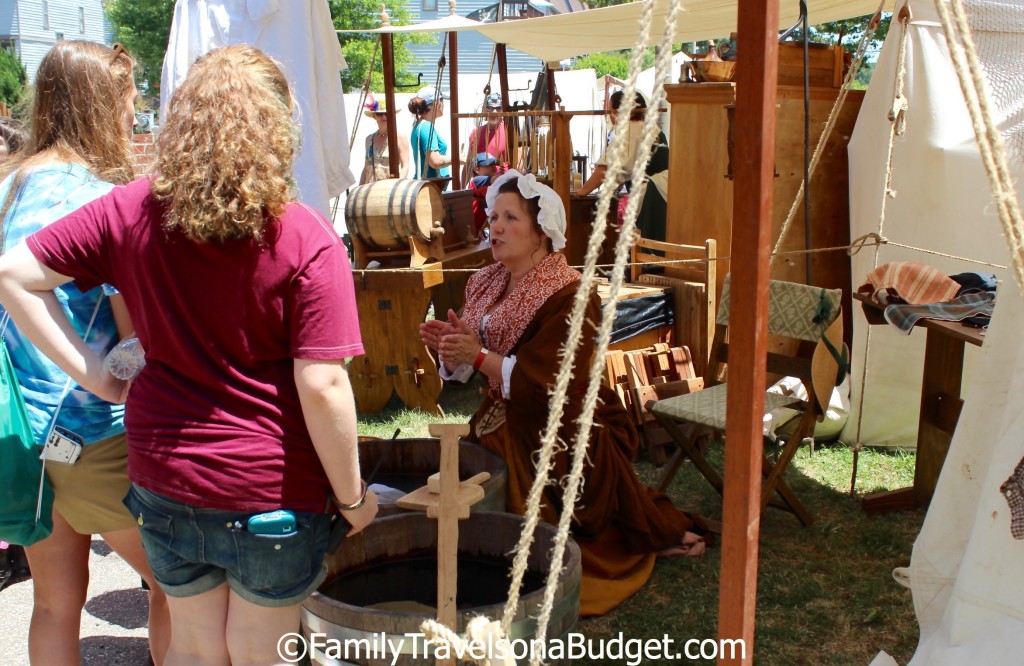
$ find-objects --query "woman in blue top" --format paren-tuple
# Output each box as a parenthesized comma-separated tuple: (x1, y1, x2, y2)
(409, 86, 453, 180)
(0, 41, 169, 665)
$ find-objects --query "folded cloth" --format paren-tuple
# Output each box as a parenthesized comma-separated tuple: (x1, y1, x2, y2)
(883, 291, 996, 334)
(860, 261, 960, 305)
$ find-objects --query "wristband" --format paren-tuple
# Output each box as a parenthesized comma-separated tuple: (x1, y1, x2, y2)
(473, 347, 489, 370)
(332, 479, 368, 512)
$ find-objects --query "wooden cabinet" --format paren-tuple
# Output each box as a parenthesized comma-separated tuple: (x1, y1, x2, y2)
(664, 82, 863, 343)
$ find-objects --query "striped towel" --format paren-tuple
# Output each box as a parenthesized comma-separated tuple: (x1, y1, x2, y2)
(860, 261, 960, 305)
(883, 291, 996, 334)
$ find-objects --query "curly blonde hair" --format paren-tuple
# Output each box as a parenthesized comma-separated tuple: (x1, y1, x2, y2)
(152, 45, 296, 243)
(3, 40, 135, 185)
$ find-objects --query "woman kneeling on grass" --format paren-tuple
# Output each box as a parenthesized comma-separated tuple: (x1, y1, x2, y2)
(0, 45, 377, 665)
(420, 170, 710, 617)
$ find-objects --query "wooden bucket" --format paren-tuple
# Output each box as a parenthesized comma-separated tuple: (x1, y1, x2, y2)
(346, 178, 443, 249)
(302, 512, 581, 666)
(359, 438, 507, 516)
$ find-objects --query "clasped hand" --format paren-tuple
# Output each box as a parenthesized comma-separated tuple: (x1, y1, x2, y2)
(419, 309, 481, 371)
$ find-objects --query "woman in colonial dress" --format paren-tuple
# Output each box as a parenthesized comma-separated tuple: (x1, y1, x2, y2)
(420, 170, 708, 617)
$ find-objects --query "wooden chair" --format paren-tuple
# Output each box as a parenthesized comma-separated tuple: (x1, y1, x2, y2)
(605, 345, 704, 464)
(648, 274, 844, 526)
(630, 237, 717, 378)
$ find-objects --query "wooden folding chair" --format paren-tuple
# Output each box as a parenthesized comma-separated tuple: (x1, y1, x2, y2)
(648, 274, 844, 526)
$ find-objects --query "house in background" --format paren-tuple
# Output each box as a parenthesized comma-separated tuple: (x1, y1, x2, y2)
(404, 0, 586, 95)
(0, 0, 111, 83)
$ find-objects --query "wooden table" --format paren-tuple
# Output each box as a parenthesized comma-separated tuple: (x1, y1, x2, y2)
(348, 241, 493, 415)
(854, 292, 986, 513)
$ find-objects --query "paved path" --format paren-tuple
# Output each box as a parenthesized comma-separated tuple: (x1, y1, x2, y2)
(0, 539, 152, 666)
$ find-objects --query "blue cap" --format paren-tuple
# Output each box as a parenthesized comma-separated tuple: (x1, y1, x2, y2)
(484, 93, 502, 109)
(476, 152, 497, 166)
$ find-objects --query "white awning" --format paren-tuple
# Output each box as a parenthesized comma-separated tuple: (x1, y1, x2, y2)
(339, 0, 882, 63)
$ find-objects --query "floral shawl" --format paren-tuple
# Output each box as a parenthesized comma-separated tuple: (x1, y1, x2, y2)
(462, 252, 580, 393)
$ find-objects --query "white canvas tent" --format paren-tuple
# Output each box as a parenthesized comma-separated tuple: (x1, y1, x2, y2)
(844, 0, 1012, 450)
(851, 1, 1024, 664)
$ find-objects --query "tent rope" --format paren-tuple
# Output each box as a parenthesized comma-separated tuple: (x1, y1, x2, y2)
(348, 36, 381, 153)
(934, 0, 1024, 289)
(351, 236, 1006, 277)
(519, 8, 682, 662)
(770, 0, 889, 266)
(849, 0, 912, 496)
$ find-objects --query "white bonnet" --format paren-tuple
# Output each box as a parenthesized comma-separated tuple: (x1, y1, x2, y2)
(484, 169, 567, 251)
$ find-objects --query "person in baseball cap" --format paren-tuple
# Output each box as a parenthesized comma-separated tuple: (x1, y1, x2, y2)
(463, 92, 508, 183)
(408, 87, 452, 179)
(484, 92, 502, 110)
(415, 86, 450, 107)
(468, 153, 499, 234)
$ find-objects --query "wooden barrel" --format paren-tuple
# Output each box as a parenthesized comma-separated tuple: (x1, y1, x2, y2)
(359, 438, 506, 516)
(345, 178, 443, 249)
(303, 512, 581, 666)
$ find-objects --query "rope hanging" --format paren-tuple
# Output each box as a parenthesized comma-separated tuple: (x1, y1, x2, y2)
(934, 0, 1024, 289)
(849, 0, 912, 496)
(500, 3, 682, 664)
(409, 0, 683, 649)
(348, 36, 381, 153)
(406, 1, 685, 662)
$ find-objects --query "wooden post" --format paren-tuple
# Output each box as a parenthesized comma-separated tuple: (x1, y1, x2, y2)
(381, 32, 400, 178)
(496, 44, 511, 112)
(717, 0, 780, 663)
(427, 423, 471, 666)
(448, 32, 462, 190)
(551, 110, 572, 251)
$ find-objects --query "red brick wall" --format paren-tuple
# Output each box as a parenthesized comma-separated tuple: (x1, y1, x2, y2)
(132, 132, 156, 176)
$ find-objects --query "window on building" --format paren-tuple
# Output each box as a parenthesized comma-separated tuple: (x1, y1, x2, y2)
(422, 0, 438, 11)
(79, 7, 85, 33)
(42, 0, 50, 30)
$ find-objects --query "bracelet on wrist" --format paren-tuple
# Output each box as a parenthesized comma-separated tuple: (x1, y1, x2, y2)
(473, 347, 489, 370)
(332, 479, 368, 512)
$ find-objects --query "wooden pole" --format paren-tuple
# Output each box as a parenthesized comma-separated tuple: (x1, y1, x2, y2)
(496, 44, 515, 169)
(381, 33, 400, 178)
(448, 32, 462, 190)
(496, 44, 511, 112)
(427, 423, 471, 666)
(716, 0, 780, 663)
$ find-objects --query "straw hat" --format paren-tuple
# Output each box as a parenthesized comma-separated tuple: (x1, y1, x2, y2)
(363, 93, 398, 117)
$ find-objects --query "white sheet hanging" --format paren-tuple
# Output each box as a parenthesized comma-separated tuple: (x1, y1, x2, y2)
(161, 0, 354, 219)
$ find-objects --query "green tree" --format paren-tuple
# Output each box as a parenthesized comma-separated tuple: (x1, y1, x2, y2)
(328, 0, 431, 93)
(104, 0, 175, 100)
(570, 48, 656, 80)
(0, 47, 26, 108)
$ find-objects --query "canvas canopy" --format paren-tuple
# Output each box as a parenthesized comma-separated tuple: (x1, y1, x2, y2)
(340, 0, 882, 62)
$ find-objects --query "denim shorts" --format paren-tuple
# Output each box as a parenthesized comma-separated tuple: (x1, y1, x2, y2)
(124, 483, 332, 607)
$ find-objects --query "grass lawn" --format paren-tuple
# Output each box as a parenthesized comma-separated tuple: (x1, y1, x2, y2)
(356, 380, 923, 666)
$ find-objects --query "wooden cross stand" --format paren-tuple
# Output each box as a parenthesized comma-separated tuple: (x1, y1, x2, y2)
(394, 423, 489, 666)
